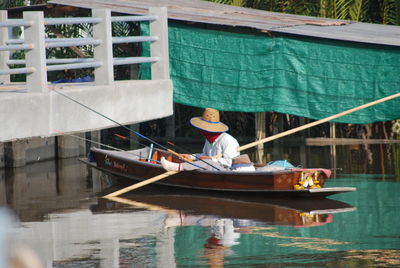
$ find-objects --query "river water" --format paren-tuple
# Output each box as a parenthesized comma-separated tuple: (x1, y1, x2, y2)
(1, 142, 399, 267)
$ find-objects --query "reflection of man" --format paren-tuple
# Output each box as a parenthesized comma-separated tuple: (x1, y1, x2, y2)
(203, 234, 226, 268)
(164, 213, 243, 245)
(164, 212, 246, 267)
(211, 219, 240, 247)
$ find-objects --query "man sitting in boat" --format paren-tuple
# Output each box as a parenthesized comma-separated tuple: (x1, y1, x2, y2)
(161, 108, 254, 172)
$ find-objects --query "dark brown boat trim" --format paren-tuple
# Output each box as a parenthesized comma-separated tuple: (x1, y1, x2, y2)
(81, 158, 356, 197)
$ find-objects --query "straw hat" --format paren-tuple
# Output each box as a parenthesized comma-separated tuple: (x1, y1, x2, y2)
(190, 108, 229, 133)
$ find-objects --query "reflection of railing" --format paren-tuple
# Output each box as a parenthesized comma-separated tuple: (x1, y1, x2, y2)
(0, 7, 169, 92)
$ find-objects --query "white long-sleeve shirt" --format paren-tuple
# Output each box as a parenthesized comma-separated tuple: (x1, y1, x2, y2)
(195, 132, 240, 168)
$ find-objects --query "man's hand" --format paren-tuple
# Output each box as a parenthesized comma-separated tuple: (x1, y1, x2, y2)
(199, 155, 212, 160)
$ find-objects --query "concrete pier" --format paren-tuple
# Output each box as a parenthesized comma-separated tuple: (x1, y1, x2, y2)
(4, 137, 56, 168)
(0, 8, 173, 167)
(57, 135, 85, 159)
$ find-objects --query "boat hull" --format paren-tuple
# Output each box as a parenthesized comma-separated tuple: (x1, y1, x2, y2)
(82, 148, 356, 197)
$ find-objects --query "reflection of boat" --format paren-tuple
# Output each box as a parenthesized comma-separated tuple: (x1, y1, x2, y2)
(82, 147, 356, 197)
(92, 187, 356, 228)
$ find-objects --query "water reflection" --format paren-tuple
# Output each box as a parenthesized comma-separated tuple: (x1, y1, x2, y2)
(98, 189, 356, 228)
(1, 158, 97, 221)
(96, 191, 356, 268)
(0, 143, 399, 267)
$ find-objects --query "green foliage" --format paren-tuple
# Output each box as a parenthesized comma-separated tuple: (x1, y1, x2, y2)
(382, 0, 400, 25)
(0, 0, 25, 9)
(9, 50, 26, 82)
(45, 23, 94, 82)
(206, 0, 400, 25)
(0, 0, 48, 9)
(212, 0, 246, 6)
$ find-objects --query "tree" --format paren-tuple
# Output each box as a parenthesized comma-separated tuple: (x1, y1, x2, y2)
(207, 0, 400, 25)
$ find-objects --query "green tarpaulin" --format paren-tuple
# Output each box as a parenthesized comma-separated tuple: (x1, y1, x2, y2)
(140, 22, 400, 124)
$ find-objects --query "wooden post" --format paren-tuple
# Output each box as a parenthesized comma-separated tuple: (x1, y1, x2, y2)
(129, 124, 140, 149)
(299, 117, 307, 167)
(0, 11, 10, 84)
(164, 115, 175, 138)
(149, 7, 170, 80)
(255, 112, 266, 163)
(24, 12, 47, 92)
(330, 122, 337, 177)
(92, 9, 114, 85)
(272, 113, 283, 159)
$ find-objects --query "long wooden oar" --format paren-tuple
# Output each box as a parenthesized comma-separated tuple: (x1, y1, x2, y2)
(104, 171, 178, 197)
(237, 92, 400, 152)
(104, 92, 399, 197)
(105, 195, 178, 214)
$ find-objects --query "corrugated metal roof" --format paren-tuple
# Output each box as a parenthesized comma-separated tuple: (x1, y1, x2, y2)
(49, 0, 400, 47)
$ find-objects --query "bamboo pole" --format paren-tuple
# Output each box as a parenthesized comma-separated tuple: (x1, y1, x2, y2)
(237, 92, 400, 152)
(104, 92, 400, 197)
(104, 171, 178, 197)
(104, 196, 177, 213)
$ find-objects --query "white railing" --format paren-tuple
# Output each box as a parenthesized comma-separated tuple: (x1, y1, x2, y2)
(0, 7, 169, 92)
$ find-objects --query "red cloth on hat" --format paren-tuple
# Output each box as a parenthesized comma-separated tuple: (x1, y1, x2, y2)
(200, 130, 221, 143)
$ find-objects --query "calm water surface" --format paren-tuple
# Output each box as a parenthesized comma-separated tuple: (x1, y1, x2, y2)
(1, 143, 400, 268)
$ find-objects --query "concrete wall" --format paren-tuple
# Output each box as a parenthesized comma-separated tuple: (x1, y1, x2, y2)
(0, 80, 173, 142)
(0, 79, 173, 167)
(0, 8, 173, 167)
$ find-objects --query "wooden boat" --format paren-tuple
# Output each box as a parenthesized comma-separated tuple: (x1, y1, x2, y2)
(82, 147, 356, 197)
(92, 186, 356, 227)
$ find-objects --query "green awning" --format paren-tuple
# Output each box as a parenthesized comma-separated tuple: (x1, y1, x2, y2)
(141, 22, 400, 124)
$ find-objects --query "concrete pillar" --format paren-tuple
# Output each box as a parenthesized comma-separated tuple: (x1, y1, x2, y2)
(4, 140, 26, 167)
(0, 142, 4, 169)
(130, 64, 138, 80)
(0, 11, 10, 84)
(3, 138, 56, 167)
(0, 170, 6, 206)
(24, 137, 56, 164)
(149, 7, 170, 80)
(0, 144, 4, 206)
(89, 131, 101, 149)
(92, 9, 114, 86)
(24, 11, 48, 92)
(91, 168, 103, 193)
(57, 134, 85, 159)
(79, 135, 86, 156)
